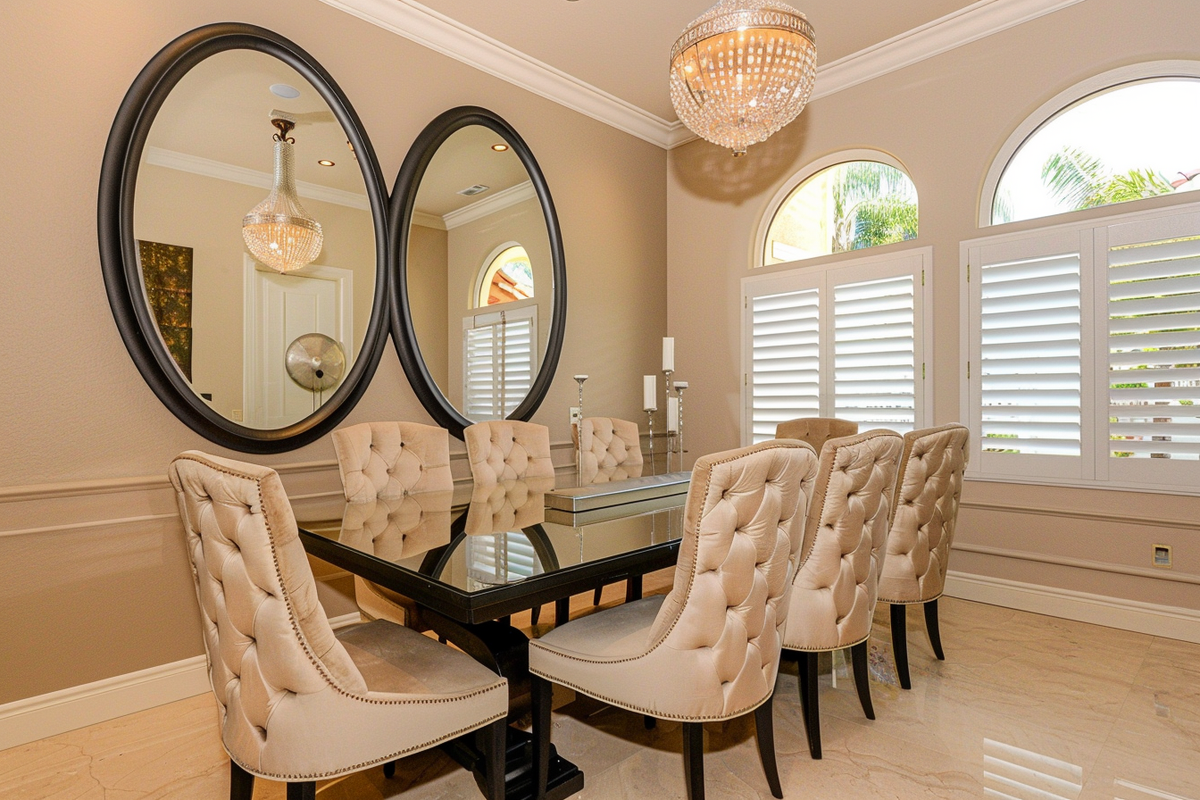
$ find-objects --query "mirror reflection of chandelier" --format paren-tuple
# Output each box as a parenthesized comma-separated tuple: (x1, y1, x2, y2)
(669, 0, 817, 156)
(242, 113, 324, 272)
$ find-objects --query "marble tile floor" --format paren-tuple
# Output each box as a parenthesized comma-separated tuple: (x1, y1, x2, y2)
(2, 586, 1197, 799)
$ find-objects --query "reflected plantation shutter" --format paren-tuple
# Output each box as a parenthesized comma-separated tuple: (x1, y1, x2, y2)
(464, 305, 536, 421)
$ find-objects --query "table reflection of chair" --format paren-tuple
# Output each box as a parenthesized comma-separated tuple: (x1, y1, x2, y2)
(465, 478, 554, 536)
(332, 421, 453, 631)
(775, 417, 858, 454)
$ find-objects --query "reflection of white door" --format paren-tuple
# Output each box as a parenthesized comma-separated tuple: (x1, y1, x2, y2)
(243, 256, 353, 429)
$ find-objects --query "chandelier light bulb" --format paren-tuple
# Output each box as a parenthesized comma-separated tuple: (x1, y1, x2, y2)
(669, 0, 817, 156)
(242, 116, 324, 272)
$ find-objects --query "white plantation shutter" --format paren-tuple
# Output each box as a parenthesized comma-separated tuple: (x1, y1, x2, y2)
(978, 253, 1082, 456)
(464, 305, 536, 421)
(833, 275, 916, 432)
(750, 287, 821, 443)
(744, 249, 929, 445)
(465, 532, 541, 587)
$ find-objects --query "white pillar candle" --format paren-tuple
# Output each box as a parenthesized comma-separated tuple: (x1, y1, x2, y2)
(667, 396, 679, 432)
(662, 337, 675, 372)
(643, 375, 657, 411)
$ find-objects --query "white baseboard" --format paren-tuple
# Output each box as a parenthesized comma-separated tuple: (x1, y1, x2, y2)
(944, 571, 1200, 644)
(0, 612, 364, 752)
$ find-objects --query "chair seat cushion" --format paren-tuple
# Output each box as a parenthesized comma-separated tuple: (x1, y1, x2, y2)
(534, 595, 665, 661)
(337, 620, 505, 698)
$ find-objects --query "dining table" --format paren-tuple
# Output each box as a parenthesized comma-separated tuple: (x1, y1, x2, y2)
(293, 471, 691, 800)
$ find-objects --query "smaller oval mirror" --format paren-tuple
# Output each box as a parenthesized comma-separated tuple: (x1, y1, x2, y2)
(391, 108, 566, 439)
(99, 24, 390, 452)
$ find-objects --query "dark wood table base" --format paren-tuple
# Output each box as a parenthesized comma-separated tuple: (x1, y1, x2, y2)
(445, 727, 584, 800)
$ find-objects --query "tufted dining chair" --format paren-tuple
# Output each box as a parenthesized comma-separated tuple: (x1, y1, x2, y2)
(877, 423, 969, 690)
(781, 429, 903, 759)
(529, 440, 820, 800)
(577, 416, 643, 484)
(332, 421, 453, 631)
(774, 417, 859, 453)
(464, 420, 555, 487)
(168, 451, 508, 800)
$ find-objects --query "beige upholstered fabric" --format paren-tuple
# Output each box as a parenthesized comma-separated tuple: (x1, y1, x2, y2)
(529, 440, 819, 721)
(578, 417, 643, 484)
(877, 424, 969, 605)
(782, 430, 903, 653)
(464, 420, 554, 487)
(168, 452, 507, 781)
(337, 492, 454, 628)
(332, 422, 453, 629)
(465, 477, 555, 536)
(332, 421, 452, 503)
(774, 418, 859, 454)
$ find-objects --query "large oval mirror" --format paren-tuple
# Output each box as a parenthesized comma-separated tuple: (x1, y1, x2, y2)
(99, 24, 389, 452)
(390, 107, 566, 439)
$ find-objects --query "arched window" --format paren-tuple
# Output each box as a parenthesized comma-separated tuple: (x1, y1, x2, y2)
(762, 158, 918, 266)
(985, 65, 1200, 225)
(476, 244, 533, 307)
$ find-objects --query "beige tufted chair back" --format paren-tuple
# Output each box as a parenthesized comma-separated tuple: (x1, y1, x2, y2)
(783, 429, 903, 653)
(578, 417, 643, 483)
(464, 420, 554, 487)
(640, 440, 819, 718)
(332, 421, 452, 503)
(878, 424, 969, 605)
(168, 451, 370, 774)
(775, 417, 859, 454)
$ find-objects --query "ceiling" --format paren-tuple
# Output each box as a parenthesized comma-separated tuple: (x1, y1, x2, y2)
(416, 0, 982, 121)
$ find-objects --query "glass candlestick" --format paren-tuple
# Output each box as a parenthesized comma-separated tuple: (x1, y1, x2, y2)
(663, 369, 674, 471)
(675, 381, 688, 473)
(573, 374, 588, 484)
(646, 409, 656, 476)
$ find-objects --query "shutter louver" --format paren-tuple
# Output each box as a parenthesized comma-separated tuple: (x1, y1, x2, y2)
(464, 309, 535, 421)
(750, 288, 820, 443)
(979, 254, 1082, 456)
(1108, 234, 1200, 461)
(465, 533, 541, 587)
(833, 275, 915, 432)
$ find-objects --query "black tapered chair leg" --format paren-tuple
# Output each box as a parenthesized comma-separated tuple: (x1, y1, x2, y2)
(796, 651, 821, 759)
(484, 717, 508, 800)
(530, 605, 542, 626)
(383, 760, 396, 778)
(849, 641, 875, 720)
(555, 598, 570, 627)
(753, 695, 783, 799)
(593, 586, 603, 605)
(890, 603, 911, 690)
(531, 674, 553, 800)
(625, 575, 643, 602)
(924, 598, 945, 660)
(229, 760, 254, 800)
(682, 721, 705, 800)
(286, 782, 316, 800)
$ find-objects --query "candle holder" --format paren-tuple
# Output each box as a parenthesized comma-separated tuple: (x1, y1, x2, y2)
(646, 409, 656, 475)
(663, 368, 674, 471)
(674, 381, 688, 473)
(573, 374, 588, 484)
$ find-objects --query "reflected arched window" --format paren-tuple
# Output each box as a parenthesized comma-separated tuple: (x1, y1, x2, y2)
(764, 160, 917, 265)
(989, 76, 1200, 225)
(477, 245, 533, 307)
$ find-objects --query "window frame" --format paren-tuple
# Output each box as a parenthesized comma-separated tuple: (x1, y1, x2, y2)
(741, 246, 934, 446)
(979, 60, 1200, 229)
(753, 149, 915, 268)
(961, 199, 1200, 495)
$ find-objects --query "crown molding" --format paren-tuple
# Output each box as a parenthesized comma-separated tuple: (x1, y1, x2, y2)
(318, 0, 676, 148)
(412, 210, 446, 230)
(322, 0, 1085, 151)
(143, 146, 370, 210)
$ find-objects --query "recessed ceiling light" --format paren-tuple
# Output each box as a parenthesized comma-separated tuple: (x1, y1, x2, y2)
(491, 143, 509, 152)
(318, 160, 335, 167)
(270, 83, 300, 99)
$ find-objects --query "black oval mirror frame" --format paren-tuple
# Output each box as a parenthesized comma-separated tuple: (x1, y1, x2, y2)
(98, 23, 391, 453)
(389, 107, 567, 440)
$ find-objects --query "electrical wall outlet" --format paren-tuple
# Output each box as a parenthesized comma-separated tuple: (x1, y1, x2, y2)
(569, 407, 580, 426)
(231, 408, 243, 422)
(1153, 544, 1172, 568)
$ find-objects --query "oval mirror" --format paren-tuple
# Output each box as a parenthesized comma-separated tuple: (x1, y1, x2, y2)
(390, 107, 566, 439)
(99, 24, 390, 452)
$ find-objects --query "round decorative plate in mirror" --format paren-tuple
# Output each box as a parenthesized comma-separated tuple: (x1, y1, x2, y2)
(98, 23, 389, 453)
(390, 107, 566, 439)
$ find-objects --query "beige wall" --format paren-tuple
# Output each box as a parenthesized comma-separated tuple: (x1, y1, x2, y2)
(666, 0, 1200, 611)
(408, 222, 450, 389)
(0, 0, 666, 704)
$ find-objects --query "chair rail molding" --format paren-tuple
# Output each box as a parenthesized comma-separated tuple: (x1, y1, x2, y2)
(318, 0, 1084, 150)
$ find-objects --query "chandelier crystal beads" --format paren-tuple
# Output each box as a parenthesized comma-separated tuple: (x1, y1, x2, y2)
(242, 115, 324, 272)
(669, 0, 817, 156)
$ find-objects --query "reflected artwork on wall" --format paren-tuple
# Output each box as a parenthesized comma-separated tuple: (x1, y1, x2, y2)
(137, 239, 193, 381)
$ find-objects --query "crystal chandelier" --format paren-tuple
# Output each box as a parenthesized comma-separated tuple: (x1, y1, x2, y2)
(242, 114, 323, 272)
(669, 0, 817, 156)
